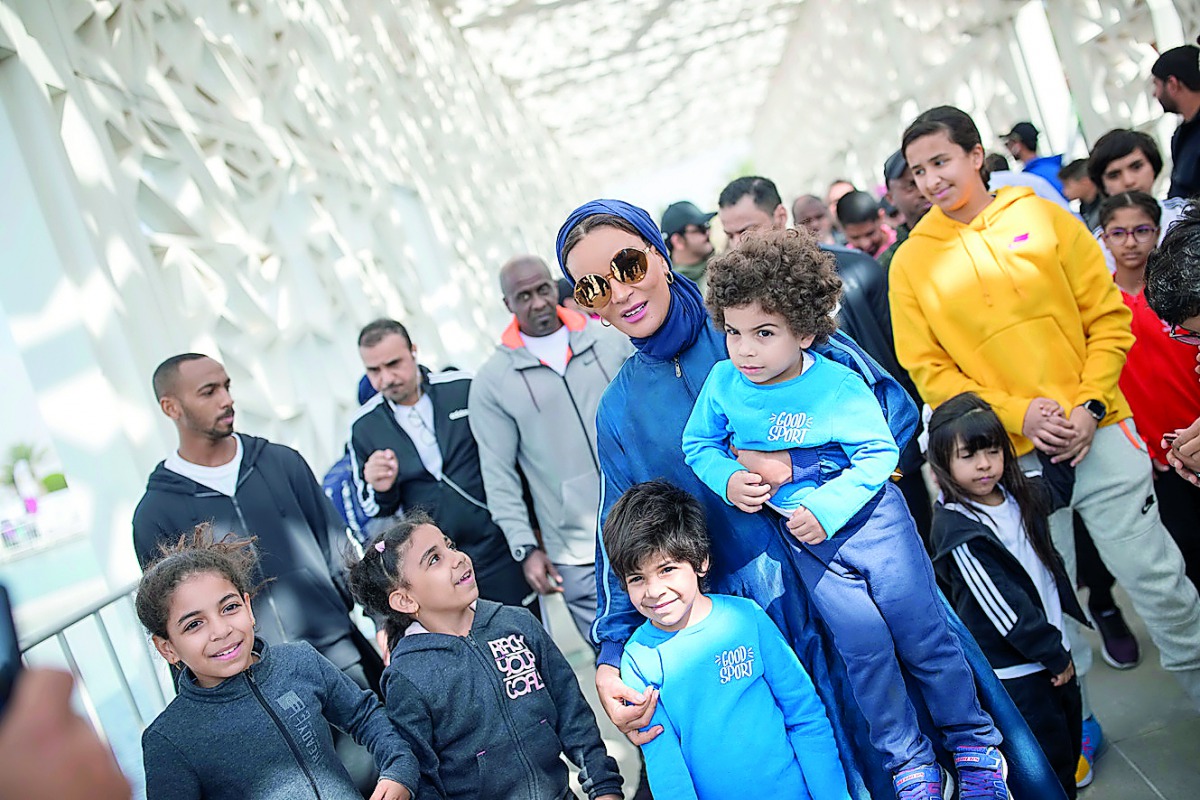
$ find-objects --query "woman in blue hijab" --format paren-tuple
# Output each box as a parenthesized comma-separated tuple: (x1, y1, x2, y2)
(556, 200, 1064, 799)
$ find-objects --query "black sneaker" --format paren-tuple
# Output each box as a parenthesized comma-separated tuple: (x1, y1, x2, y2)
(1090, 606, 1141, 669)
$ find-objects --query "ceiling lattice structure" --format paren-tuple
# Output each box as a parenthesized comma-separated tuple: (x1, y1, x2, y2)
(441, 0, 1185, 198)
(438, 0, 808, 188)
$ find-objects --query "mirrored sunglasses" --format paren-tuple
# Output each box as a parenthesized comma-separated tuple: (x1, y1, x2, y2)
(572, 246, 652, 310)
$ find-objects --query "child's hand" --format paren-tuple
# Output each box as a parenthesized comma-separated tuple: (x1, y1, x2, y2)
(727, 470, 770, 513)
(596, 795, 623, 800)
(786, 507, 828, 544)
(370, 779, 410, 800)
(1051, 660, 1075, 687)
(734, 448, 792, 492)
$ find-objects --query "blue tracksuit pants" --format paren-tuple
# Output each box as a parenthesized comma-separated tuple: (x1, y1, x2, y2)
(787, 483, 1000, 774)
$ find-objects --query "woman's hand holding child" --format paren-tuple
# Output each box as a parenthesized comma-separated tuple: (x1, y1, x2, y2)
(595, 665, 662, 745)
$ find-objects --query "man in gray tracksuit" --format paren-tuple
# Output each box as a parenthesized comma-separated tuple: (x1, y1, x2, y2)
(469, 255, 632, 642)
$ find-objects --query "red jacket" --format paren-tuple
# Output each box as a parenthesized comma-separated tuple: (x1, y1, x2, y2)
(1117, 285, 1200, 465)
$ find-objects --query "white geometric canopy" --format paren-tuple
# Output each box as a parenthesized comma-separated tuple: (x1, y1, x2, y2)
(441, 0, 1193, 199)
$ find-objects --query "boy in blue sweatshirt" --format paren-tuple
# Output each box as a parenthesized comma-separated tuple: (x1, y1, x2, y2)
(680, 228, 1008, 800)
(603, 479, 850, 800)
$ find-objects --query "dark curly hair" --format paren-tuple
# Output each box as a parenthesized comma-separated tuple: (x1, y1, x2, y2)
(348, 510, 436, 652)
(705, 227, 842, 342)
(1146, 201, 1200, 325)
(135, 522, 263, 640)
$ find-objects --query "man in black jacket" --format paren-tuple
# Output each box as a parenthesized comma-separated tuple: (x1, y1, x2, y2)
(132, 353, 381, 794)
(717, 176, 931, 539)
(350, 319, 530, 619)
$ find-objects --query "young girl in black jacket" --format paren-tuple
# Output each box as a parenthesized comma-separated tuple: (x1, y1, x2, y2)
(926, 393, 1087, 798)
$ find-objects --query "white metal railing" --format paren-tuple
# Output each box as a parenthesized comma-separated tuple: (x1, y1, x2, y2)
(19, 581, 171, 799)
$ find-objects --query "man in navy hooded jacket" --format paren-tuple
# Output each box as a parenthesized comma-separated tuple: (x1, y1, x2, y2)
(131, 353, 381, 791)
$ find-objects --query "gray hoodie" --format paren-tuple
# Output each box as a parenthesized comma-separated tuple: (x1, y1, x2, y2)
(142, 639, 418, 799)
(382, 600, 623, 799)
(469, 309, 631, 565)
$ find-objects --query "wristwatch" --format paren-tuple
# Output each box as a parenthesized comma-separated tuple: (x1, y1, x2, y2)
(513, 545, 540, 562)
(1082, 399, 1107, 421)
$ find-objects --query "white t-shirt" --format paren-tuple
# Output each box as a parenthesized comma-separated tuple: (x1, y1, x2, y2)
(520, 325, 571, 376)
(391, 393, 443, 479)
(951, 490, 1068, 678)
(164, 434, 243, 497)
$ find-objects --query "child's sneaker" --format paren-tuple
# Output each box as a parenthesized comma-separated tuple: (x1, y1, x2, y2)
(893, 764, 944, 800)
(1076, 754, 1093, 788)
(1077, 715, 1104, 787)
(954, 746, 1010, 799)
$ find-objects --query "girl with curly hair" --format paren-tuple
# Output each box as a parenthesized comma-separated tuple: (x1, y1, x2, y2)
(136, 524, 417, 800)
(682, 227, 1008, 800)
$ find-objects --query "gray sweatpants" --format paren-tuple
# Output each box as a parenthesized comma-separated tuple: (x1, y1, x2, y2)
(555, 562, 600, 652)
(1021, 420, 1200, 709)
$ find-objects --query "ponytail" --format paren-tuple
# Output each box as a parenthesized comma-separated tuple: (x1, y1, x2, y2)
(348, 511, 433, 653)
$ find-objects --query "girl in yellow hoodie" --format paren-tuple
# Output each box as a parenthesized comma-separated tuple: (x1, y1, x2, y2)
(889, 105, 1200, 771)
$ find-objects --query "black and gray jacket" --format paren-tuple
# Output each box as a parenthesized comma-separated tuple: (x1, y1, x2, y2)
(382, 600, 623, 800)
(930, 501, 1087, 677)
(132, 434, 361, 668)
(142, 639, 418, 800)
(349, 369, 513, 579)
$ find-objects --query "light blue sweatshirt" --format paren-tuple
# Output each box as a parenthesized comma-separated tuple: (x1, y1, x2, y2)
(621, 595, 850, 800)
(681, 353, 899, 536)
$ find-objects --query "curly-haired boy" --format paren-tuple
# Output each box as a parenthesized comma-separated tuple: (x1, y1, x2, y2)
(682, 228, 1005, 799)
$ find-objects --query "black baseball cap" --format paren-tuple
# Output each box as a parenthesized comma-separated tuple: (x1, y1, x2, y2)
(661, 201, 717, 238)
(884, 150, 908, 183)
(1002, 121, 1039, 150)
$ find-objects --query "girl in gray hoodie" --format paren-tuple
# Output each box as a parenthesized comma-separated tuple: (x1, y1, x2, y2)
(350, 511, 624, 800)
(137, 525, 418, 800)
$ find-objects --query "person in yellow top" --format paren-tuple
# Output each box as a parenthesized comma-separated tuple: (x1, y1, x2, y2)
(889, 107, 1200, 724)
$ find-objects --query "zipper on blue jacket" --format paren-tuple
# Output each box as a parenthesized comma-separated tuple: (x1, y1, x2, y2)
(246, 669, 323, 799)
(673, 357, 681, 378)
(464, 635, 540, 796)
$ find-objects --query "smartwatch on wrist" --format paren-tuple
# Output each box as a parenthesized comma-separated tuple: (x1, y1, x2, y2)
(1082, 399, 1106, 421)
(513, 545, 539, 562)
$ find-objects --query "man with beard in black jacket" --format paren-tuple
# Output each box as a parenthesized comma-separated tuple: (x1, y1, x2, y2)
(717, 176, 931, 540)
(132, 353, 381, 795)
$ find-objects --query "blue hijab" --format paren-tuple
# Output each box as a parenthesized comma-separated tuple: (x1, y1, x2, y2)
(555, 199, 708, 361)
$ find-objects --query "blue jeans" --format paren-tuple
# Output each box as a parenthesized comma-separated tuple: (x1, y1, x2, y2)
(787, 483, 1000, 773)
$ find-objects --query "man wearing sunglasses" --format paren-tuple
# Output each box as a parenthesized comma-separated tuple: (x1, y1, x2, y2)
(350, 319, 533, 622)
(469, 256, 632, 643)
(660, 201, 717, 293)
(717, 175, 932, 541)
